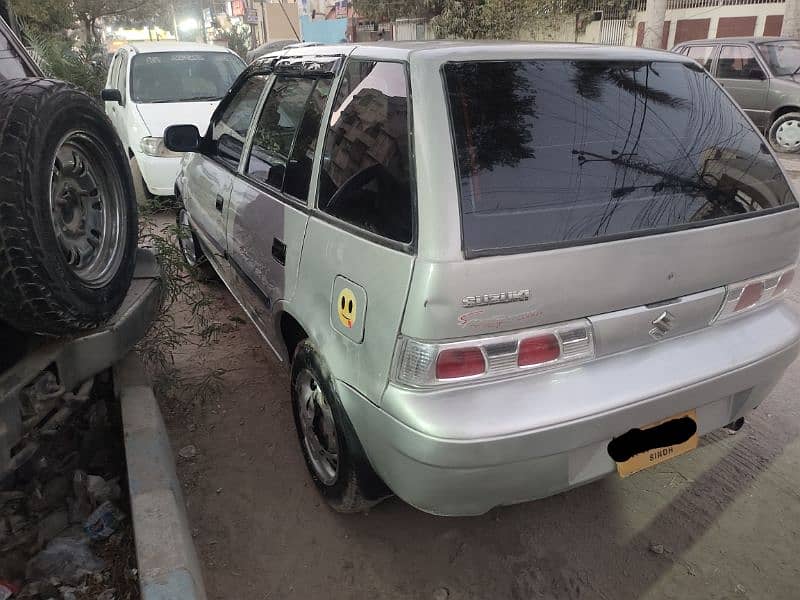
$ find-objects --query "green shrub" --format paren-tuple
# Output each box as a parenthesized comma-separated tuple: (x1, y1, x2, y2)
(23, 25, 108, 97)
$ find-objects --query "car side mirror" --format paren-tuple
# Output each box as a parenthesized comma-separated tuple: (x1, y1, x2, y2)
(749, 69, 766, 80)
(164, 124, 201, 153)
(101, 88, 123, 104)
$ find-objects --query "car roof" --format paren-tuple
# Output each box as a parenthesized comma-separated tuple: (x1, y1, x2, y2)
(126, 41, 235, 54)
(679, 36, 795, 45)
(275, 40, 692, 64)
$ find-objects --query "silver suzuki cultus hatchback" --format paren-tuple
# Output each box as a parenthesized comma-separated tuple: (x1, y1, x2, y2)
(168, 42, 800, 516)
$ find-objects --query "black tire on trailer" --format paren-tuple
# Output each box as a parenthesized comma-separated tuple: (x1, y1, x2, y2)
(0, 78, 138, 335)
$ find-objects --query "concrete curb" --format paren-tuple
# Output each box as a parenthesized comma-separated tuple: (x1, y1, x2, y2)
(114, 354, 207, 600)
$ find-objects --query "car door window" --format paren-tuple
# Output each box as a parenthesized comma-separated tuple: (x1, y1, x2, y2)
(318, 60, 413, 244)
(284, 78, 332, 201)
(207, 74, 268, 170)
(245, 76, 314, 192)
(718, 46, 764, 79)
(686, 45, 714, 71)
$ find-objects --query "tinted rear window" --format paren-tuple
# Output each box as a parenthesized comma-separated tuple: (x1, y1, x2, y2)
(444, 60, 796, 257)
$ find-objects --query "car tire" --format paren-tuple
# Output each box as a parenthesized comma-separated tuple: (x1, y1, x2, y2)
(176, 207, 216, 280)
(291, 340, 391, 513)
(0, 78, 137, 335)
(129, 155, 154, 206)
(768, 112, 800, 153)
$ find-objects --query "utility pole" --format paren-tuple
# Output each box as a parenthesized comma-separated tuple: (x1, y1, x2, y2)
(260, 0, 268, 43)
(172, 1, 180, 41)
(783, 0, 800, 37)
(198, 0, 208, 43)
(642, 0, 667, 49)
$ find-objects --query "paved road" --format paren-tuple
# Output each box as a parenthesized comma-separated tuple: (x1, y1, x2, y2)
(157, 166, 800, 600)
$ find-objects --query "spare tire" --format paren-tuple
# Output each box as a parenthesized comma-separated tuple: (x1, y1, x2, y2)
(0, 78, 137, 335)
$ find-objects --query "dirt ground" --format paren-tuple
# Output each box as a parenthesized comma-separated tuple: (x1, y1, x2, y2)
(155, 226, 800, 600)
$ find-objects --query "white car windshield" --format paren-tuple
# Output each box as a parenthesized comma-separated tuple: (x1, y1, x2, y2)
(757, 41, 800, 76)
(130, 51, 244, 103)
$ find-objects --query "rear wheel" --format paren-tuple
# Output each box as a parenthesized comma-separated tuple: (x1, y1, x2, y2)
(0, 78, 137, 335)
(291, 340, 390, 513)
(768, 112, 800, 153)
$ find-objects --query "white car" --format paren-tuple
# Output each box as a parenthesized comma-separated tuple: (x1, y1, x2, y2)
(102, 42, 244, 200)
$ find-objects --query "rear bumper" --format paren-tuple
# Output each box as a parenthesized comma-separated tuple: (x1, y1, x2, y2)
(339, 303, 800, 516)
(136, 153, 182, 196)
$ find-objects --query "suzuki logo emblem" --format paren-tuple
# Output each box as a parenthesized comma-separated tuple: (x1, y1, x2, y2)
(649, 311, 676, 340)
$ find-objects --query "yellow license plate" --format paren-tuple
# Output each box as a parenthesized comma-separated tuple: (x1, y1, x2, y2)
(614, 410, 698, 478)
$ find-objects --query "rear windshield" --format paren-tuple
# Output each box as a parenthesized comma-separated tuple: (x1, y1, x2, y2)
(444, 60, 796, 257)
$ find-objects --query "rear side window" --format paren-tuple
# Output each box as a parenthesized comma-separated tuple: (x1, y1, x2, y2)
(318, 60, 413, 244)
(208, 75, 267, 169)
(444, 60, 795, 257)
(685, 45, 715, 71)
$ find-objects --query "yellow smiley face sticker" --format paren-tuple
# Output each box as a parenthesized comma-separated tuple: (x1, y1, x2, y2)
(337, 288, 356, 329)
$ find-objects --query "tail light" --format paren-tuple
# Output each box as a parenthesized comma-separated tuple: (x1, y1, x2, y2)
(393, 320, 594, 388)
(713, 266, 795, 323)
(776, 269, 795, 294)
(436, 347, 485, 379)
(518, 334, 560, 367)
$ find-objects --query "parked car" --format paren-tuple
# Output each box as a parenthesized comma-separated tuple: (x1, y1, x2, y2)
(674, 37, 800, 153)
(168, 42, 799, 516)
(102, 42, 245, 202)
(0, 6, 138, 336)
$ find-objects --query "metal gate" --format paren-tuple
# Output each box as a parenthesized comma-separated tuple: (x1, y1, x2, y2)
(599, 16, 629, 45)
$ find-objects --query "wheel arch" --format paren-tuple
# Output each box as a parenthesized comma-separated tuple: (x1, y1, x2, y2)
(769, 105, 800, 127)
(278, 309, 310, 363)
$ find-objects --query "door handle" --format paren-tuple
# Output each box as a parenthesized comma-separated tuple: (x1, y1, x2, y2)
(215, 194, 224, 212)
(271, 237, 286, 265)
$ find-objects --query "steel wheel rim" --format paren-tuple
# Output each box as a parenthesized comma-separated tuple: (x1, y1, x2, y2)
(178, 209, 198, 266)
(776, 119, 800, 149)
(49, 131, 126, 288)
(295, 369, 339, 485)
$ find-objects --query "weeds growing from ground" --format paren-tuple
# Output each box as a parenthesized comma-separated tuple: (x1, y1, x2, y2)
(137, 202, 228, 403)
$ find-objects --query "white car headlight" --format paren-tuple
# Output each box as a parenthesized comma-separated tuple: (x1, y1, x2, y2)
(140, 137, 181, 157)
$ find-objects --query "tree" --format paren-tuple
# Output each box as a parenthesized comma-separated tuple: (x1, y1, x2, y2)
(352, 0, 442, 22)
(9, 0, 73, 35)
(353, 0, 573, 40)
(217, 24, 251, 60)
(73, 0, 161, 42)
